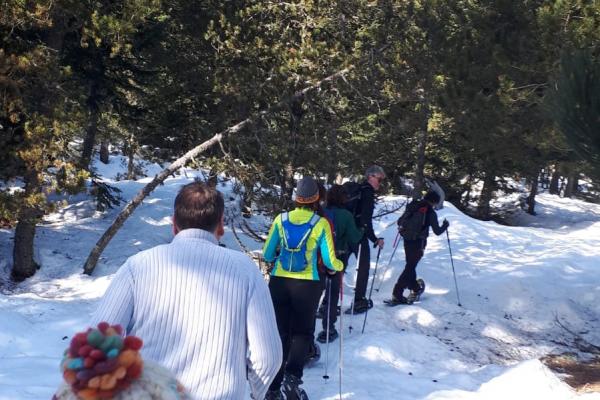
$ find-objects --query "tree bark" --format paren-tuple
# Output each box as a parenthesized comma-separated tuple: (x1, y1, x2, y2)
(564, 171, 578, 197)
(83, 64, 356, 275)
(11, 172, 43, 281)
(526, 172, 539, 215)
(80, 82, 100, 169)
(477, 172, 495, 220)
(549, 165, 560, 195)
(99, 140, 109, 164)
(413, 104, 429, 199)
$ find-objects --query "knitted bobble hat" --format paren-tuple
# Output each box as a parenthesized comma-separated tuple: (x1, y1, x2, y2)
(295, 176, 319, 204)
(54, 322, 188, 400)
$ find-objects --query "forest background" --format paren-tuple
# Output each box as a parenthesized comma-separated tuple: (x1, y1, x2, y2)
(2, 0, 600, 281)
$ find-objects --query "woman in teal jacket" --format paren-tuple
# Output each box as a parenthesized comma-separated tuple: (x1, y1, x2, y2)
(262, 176, 342, 400)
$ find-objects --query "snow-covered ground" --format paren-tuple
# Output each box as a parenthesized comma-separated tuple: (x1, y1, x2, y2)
(1, 156, 599, 399)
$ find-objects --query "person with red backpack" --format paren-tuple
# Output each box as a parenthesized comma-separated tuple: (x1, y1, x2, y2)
(262, 176, 343, 400)
(385, 190, 449, 306)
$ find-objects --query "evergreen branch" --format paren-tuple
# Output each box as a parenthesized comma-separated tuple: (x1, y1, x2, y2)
(82, 58, 369, 274)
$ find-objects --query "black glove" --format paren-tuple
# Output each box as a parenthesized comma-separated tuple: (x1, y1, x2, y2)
(442, 219, 449, 229)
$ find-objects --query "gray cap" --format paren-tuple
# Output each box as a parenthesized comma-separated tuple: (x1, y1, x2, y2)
(295, 176, 319, 204)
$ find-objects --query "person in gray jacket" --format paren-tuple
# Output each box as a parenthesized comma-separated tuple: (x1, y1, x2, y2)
(91, 181, 282, 400)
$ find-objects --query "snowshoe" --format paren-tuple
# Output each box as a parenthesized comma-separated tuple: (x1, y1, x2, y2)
(344, 298, 373, 315)
(316, 328, 339, 344)
(282, 373, 309, 400)
(383, 296, 409, 307)
(407, 279, 426, 304)
(304, 342, 320, 367)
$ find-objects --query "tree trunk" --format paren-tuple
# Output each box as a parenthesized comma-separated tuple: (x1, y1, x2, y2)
(80, 82, 100, 169)
(413, 104, 429, 199)
(549, 166, 560, 195)
(282, 96, 304, 208)
(477, 172, 495, 220)
(99, 140, 109, 164)
(82, 63, 356, 275)
(126, 133, 136, 180)
(526, 172, 539, 215)
(11, 172, 43, 281)
(564, 171, 578, 197)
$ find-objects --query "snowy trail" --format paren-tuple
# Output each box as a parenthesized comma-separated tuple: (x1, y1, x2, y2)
(1, 158, 599, 399)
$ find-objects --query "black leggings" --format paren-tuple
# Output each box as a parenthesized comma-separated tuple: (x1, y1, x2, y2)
(268, 276, 322, 389)
(353, 237, 371, 301)
(392, 239, 425, 299)
(320, 252, 349, 330)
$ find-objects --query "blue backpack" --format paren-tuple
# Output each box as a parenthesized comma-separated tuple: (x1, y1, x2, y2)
(278, 212, 320, 272)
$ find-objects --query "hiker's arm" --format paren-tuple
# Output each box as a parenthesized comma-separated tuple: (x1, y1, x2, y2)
(246, 264, 283, 400)
(91, 260, 134, 332)
(318, 222, 343, 272)
(359, 189, 378, 243)
(262, 216, 281, 263)
(429, 210, 448, 235)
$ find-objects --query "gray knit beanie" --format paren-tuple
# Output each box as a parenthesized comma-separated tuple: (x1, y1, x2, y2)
(295, 176, 319, 204)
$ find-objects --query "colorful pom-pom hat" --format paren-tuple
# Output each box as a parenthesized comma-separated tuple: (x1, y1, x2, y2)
(53, 322, 189, 400)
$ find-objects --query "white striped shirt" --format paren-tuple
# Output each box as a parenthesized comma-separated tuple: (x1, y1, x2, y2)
(91, 228, 282, 399)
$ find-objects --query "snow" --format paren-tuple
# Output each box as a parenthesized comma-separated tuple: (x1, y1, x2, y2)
(1, 154, 600, 399)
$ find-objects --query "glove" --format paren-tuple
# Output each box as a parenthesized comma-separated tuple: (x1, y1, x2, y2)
(442, 219, 449, 229)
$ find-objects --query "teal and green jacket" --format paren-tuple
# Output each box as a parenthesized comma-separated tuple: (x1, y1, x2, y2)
(325, 206, 363, 254)
(262, 208, 343, 280)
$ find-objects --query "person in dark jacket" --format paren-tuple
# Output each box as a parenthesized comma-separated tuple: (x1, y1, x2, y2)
(346, 165, 386, 315)
(316, 185, 363, 342)
(388, 190, 449, 305)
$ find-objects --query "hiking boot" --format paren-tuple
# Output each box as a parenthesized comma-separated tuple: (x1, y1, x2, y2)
(304, 342, 320, 367)
(264, 389, 284, 400)
(384, 295, 409, 306)
(282, 373, 309, 400)
(344, 298, 373, 315)
(407, 279, 426, 304)
(316, 328, 338, 343)
(406, 291, 419, 304)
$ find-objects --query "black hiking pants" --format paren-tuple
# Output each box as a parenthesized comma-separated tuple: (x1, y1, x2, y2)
(321, 252, 349, 330)
(392, 239, 426, 299)
(353, 237, 371, 301)
(269, 276, 322, 390)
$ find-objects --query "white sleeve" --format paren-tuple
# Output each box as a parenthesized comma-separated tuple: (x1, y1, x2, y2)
(90, 260, 135, 332)
(246, 265, 282, 399)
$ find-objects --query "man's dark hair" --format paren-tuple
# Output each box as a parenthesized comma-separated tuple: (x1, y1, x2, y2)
(327, 184, 347, 208)
(174, 180, 224, 232)
(424, 190, 441, 205)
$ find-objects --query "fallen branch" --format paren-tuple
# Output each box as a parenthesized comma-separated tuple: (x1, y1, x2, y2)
(241, 219, 267, 243)
(555, 314, 600, 355)
(82, 65, 356, 275)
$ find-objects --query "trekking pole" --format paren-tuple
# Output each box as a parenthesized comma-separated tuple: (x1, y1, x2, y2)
(322, 275, 332, 380)
(338, 271, 343, 399)
(445, 228, 462, 307)
(348, 243, 362, 334)
(361, 245, 382, 334)
(375, 231, 401, 292)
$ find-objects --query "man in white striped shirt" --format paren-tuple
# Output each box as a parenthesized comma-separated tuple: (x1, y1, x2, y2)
(91, 181, 282, 399)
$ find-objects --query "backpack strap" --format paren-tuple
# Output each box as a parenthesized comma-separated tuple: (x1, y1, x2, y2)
(281, 212, 320, 251)
(308, 213, 320, 227)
